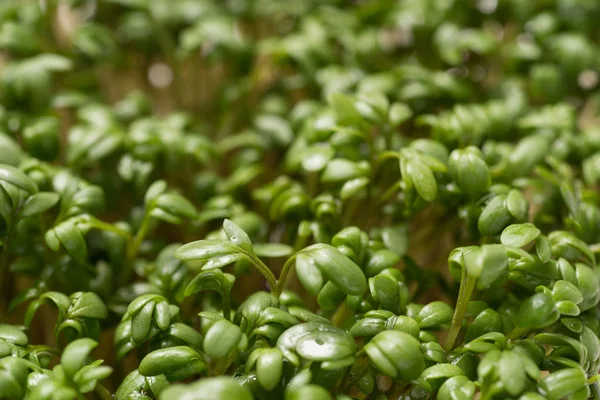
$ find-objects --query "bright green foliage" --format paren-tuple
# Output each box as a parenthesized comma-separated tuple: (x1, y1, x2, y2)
(1, 0, 600, 399)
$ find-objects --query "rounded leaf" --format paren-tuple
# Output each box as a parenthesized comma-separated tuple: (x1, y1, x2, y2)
(364, 330, 425, 380)
(501, 224, 541, 248)
(159, 377, 252, 400)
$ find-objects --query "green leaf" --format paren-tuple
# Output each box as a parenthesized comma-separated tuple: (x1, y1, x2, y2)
(499, 350, 526, 396)
(536, 234, 552, 263)
(552, 280, 583, 304)
(296, 331, 355, 361)
(154, 192, 197, 220)
(277, 323, 355, 369)
(365, 249, 401, 277)
(50, 220, 87, 264)
(478, 195, 512, 236)
(516, 293, 559, 329)
(421, 363, 464, 380)
(145, 180, 167, 204)
(247, 348, 284, 391)
(0, 164, 37, 194)
(300, 146, 335, 172)
(340, 177, 369, 200)
(465, 309, 503, 342)
(539, 368, 587, 400)
(159, 377, 252, 400)
(223, 219, 254, 254)
(448, 147, 490, 197)
(20, 192, 60, 218)
(369, 274, 399, 313)
(406, 158, 437, 201)
(321, 159, 364, 183)
(165, 323, 204, 351)
(139, 346, 205, 380)
(364, 330, 425, 381)
(317, 281, 346, 311)
(175, 240, 239, 262)
(416, 301, 453, 328)
(300, 244, 367, 295)
(285, 384, 333, 400)
(115, 370, 169, 400)
(254, 243, 294, 258)
(185, 269, 235, 297)
(0, 325, 28, 346)
(438, 376, 476, 400)
(61, 338, 98, 379)
(463, 244, 508, 289)
(204, 320, 246, 359)
(506, 189, 529, 220)
(501, 223, 541, 248)
(131, 301, 155, 343)
(380, 225, 408, 257)
(68, 292, 108, 319)
(389, 103, 413, 127)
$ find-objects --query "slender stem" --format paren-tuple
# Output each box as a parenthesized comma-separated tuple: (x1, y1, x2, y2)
(382, 125, 393, 150)
(121, 211, 152, 284)
(127, 212, 152, 260)
(479, 390, 490, 400)
(331, 301, 352, 327)
(213, 353, 236, 376)
(246, 254, 278, 295)
(307, 171, 318, 198)
(379, 181, 402, 204)
(342, 198, 359, 227)
(222, 291, 231, 321)
(444, 270, 476, 352)
(274, 254, 297, 296)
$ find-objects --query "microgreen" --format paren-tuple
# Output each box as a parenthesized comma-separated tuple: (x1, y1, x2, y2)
(1, 0, 600, 399)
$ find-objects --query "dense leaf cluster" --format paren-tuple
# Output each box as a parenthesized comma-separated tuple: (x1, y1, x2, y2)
(1, 0, 600, 399)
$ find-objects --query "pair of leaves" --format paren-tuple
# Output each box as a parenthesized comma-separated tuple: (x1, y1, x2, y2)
(25, 292, 107, 341)
(449, 244, 508, 290)
(144, 180, 198, 224)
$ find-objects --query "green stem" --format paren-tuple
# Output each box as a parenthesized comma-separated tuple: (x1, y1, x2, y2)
(213, 353, 235, 376)
(222, 292, 231, 321)
(379, 181, 402, 204)
(121, 211, 152, 284)
(331, 301, 352, 327)
(382, 124, 393, 150)
(307, 171, 318, 198)
(444, 270, 476, 352)
(479, 389, 491, 400)
(127, 212, 152, 260)
(274, 254, 297, 297)
(247, 254, 278, 295)
(342, 198, 359, 227)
